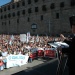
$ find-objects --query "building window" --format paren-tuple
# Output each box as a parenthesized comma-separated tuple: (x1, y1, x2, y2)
(8, 13, 11, 18)
(0, 8, 3, 13)
(2, 22, 3, 25)
(17, 19, 19, 23)
(28, 8, 32, 14)
(60, 2, 64, 8)
(12, 4, 15, 9)
(71, 0, 75, 6)
(28, 0, 31, 4)
(12, 12, 15, 17)
(17, 11, 20, 16)
(27, 17, 30, 22)
(42, 5, 47, 11)
(22, 1, 25, 6)
(1, 15, 3, 19)
(22, 10, 25, 15)
(4, 15, 7, 19)
(34, 0, 38, 3)
(9, 20, 10, 24)
(50, 3, 55, 9)
(16, 2, 20, 8)
(56, 13, 59, 19)
(41, 15, 43, 20)
(8, 5, 10, 10)
(35, 7, 38, 12)
(4, 7, 6, 11)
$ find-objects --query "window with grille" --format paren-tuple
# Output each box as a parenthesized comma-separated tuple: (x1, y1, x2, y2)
(56, 13, 59, 19)
(1, 15, 3, 19)
(4, 15, 7, 19)
(71, 0, 75, 6)
(17, 19, 19, 23)
(8, 5, 10, 10)
(28, 0, 31, 4)
(35, 7, 38, 12)
(28, 8, 32, 13)
(0, 8, 2, 13)
(34, 0, 38, 3)
(22, 10, 25, 15)
(50, 3, 55, 9)
(17, 2, 20, 7)
(42, 5, 47, 11)
(4, 7, 6, 11)
(41, 15, 43, 20)
(12, 4, 15, 9)
(17, 11, 20, 16)
(60, 2, 64, 8)
(9, 20, 10, 24)
(28, 17, 30, 22)
(22, 1, 25, 6)
(12, 12, 15, 17)
(8, 13, 11, 18)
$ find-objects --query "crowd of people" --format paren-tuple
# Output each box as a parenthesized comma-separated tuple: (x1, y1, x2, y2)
(0, 34, 63, 71)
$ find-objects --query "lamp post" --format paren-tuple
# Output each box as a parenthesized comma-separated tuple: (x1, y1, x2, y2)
(49, 20, 50, 34)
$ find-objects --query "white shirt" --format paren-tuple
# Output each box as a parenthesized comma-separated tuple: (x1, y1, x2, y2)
(0, 56, 2, 59)
(2, 52, 8, 57)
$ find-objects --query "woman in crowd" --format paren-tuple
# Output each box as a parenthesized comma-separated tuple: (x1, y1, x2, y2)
(0, 53, 4, 71)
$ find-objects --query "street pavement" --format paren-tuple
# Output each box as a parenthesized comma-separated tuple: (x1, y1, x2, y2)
(0, 57, 69, 75)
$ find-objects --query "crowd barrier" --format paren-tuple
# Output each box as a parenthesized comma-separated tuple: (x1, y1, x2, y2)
(31, 48, 57, 59)
(37, 50, 44, 57)
(44, 49, 56, 58)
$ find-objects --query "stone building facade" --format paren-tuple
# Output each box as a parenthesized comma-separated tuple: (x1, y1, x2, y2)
(0, 0, 75, 35)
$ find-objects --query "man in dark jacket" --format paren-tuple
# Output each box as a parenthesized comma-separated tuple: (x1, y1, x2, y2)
(60, 16, 75, 75)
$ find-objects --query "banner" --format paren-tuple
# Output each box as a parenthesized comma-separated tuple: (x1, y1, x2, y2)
(6, 55, 29, 68)
(20, 34, 26, 43)
(36, 34, 39, 42)
(26, 32, 31, 43)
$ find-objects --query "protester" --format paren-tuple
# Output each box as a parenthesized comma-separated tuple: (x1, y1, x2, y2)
(1, 48, 8, 69)
(0, 53, 4, 71)
(28, 50, 33, 63)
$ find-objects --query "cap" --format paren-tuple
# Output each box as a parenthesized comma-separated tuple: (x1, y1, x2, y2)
(69, 16, 75, 28)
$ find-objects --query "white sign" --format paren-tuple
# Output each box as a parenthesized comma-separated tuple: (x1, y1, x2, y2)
(26, 32, 31, 43)
(6, 55, 29, 68)
(20, 34, 26, 43)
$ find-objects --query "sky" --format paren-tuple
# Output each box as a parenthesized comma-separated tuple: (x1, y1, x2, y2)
(0, 0, 11, 6)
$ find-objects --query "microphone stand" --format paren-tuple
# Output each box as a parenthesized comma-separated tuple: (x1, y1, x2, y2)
(56, 46, 63, 75)
(56, 46, 68, 75)
(62, 56, 68, 75)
